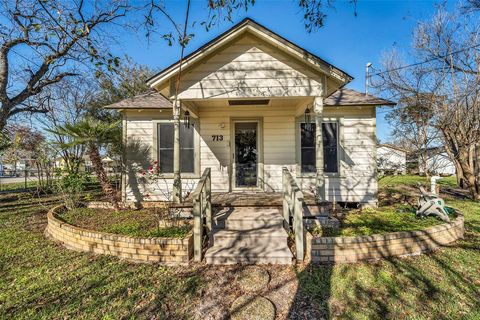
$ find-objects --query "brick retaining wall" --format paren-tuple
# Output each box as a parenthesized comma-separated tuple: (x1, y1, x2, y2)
(46, 206, 193, 264)
(307, 214, 464, 264)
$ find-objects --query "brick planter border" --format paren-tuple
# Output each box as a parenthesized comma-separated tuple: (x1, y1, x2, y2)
(46, 205, 193, 265)
(307, 213, 464, 264)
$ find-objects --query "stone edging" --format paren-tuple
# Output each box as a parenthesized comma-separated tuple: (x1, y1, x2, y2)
(307, 213, 465, 264)
(45, 205, 193, 264)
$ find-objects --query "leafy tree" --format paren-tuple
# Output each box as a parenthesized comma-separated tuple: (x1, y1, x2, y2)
(2, 125, 45, 173)
(87, 58, 155, 122)
(50, 117, 122, 211)
(0, 131, 10, 153)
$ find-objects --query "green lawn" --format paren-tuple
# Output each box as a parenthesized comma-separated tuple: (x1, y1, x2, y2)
(0, 177, 479, 319)
(379, 174, 458, 188)
(0, 179, 41, 191)
(337, 204, 446, 236)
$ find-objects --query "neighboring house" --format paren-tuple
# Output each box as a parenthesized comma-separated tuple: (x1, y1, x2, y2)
(101, 156, 121, 173)
(0, 158, 27, 176)
(409, 147, 456, 176)
(106, 18, 395, 205)
(54, 155, 116, 173)
(377, 144, 407, 175)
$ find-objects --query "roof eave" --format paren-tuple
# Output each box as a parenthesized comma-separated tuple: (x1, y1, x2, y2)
(147, 18, 352, 89)
(325, 102, 397, 107)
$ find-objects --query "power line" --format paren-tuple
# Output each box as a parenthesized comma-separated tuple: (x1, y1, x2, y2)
(376, 84, 480, 115)
(370, 43, 480, 77)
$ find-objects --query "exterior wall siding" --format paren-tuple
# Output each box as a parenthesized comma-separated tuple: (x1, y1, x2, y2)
(172, 34, 324, 100)
(123, 105, 378, 204)
(298, 107, 378, 203)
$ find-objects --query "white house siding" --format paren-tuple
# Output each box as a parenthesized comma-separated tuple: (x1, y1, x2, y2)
(123, 105, 378, 204)
(377, 146, 407, 174)
(195, 99, 298, 193)
(424, 152, 456, 176)
(297, 107, 378, 204)
(123, 109, 200, 202)
(166, 34, 324, 100)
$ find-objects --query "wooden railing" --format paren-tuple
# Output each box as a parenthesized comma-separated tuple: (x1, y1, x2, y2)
(192, 168, 212, 262)
(282, 167, 305, 261)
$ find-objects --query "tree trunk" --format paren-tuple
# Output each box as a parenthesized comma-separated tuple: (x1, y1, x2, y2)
(88, 145, 120, 211)
(475, 144, 480, 185)
(458, 147, 480, 200)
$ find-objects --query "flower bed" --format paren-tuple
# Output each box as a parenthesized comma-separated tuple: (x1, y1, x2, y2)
(46, 205, 193, 264)
(307, 213, 464, 264)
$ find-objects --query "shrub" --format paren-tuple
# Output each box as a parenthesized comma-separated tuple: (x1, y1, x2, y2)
(54, 169, 91, 210)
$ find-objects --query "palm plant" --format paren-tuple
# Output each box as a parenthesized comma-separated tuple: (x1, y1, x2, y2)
(50, 117, 122, 211)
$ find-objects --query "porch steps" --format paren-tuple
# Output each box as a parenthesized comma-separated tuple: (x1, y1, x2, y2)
(205, 207, 293, 265)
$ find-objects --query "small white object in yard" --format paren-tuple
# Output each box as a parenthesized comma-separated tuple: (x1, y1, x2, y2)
(431, 176, 441, 194)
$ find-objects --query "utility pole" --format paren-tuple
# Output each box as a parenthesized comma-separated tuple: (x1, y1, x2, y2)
(365, 62, 372, 94)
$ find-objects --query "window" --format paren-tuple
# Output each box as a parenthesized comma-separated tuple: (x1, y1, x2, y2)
(300, 123, 316, 173)
(158, 123, 195, 174)
(300, 122, 338, 174)
(322, 123, 338, 173)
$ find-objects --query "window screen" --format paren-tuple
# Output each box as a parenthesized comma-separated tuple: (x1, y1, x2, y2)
(300, 122, 338, 173)
(158, 123, 195, 173)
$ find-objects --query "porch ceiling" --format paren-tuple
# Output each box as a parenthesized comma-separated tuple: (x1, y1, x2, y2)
(183, 97, 312, 118)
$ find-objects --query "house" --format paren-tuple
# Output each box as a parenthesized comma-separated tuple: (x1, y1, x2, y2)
(106, 18, 395, 207)
(0, 157, 28, 176)
(377, 144, 407, 175)
(409, 147, 456, 176)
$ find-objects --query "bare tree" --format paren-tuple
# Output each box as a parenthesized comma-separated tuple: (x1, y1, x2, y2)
(41, 60, 154, 173)
(0, 0, 130, 131)
(374, 4, 480, 199)
(40, 77, 94, 173)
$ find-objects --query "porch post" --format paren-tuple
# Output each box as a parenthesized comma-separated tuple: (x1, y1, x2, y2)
(172, 100, 182, 203)
(314, 96, 325, 202)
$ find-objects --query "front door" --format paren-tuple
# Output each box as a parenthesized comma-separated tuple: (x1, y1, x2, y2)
(233, 121, 258, 189)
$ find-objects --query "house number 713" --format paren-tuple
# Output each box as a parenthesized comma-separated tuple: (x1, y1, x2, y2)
(212, 135, 223, 141)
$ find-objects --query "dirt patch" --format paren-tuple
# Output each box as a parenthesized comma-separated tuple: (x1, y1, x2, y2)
(194, 265, 306, 320)
(25, 210, 48, 232)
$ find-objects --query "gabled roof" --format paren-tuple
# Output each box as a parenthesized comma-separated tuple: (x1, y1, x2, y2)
(324, 88, 396, 106)
(378, 144, 409, 153)
(147, 18, 353, 88)
(103, 90, 172, 109)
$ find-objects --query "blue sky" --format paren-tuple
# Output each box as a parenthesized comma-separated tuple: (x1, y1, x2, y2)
(111, 0, 445, 142)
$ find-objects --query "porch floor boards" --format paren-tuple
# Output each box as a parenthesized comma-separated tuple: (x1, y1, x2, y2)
(174, 191, 318, 208)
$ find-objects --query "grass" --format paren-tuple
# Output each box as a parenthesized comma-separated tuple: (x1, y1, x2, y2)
(0, 189, 202, 319)
(0, 176, 479, 319)
(335, 204, 446, 236)
(379, 174, 458, 188)
(0, 179, 41, 191)
(58, 207, 191, 238)
(313, 203, 453, 237)
(297, 177, 480, 319)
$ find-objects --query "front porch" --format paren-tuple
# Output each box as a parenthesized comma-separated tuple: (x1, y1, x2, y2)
(177, 191, 318, 207)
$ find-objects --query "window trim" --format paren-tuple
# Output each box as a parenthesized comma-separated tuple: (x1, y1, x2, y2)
(295, 117, 343, 178)
(152, 119, 200, 179)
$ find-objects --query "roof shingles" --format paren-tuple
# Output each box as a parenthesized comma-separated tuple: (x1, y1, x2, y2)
(103, 90, 172, 109)
(104, 88, 395, 109)
(324, 88, 396, 106)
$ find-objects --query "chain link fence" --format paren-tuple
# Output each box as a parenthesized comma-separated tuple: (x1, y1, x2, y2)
(0, 168, 122, 193)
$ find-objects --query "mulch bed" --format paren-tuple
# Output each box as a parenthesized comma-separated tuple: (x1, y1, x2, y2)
(57, 207, 191, 238)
